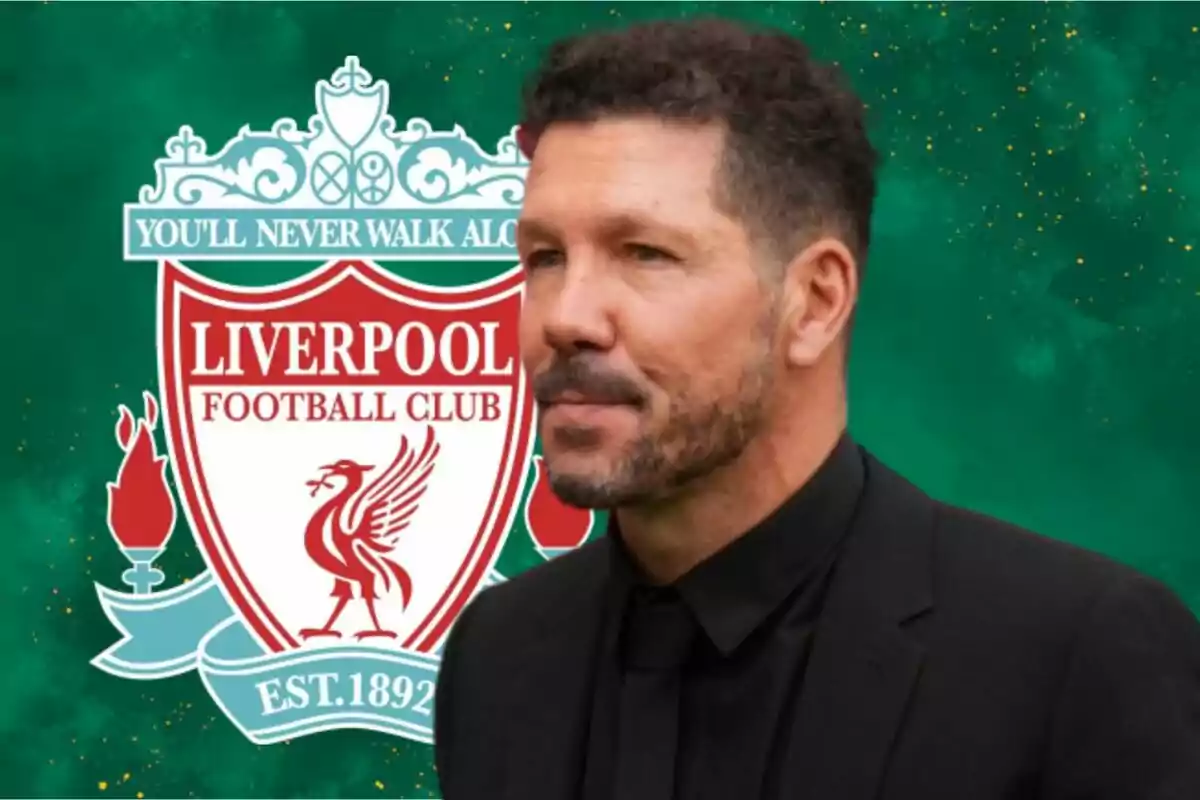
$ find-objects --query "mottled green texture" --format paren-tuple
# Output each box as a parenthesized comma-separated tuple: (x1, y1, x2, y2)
(1, 1, 1198, 797)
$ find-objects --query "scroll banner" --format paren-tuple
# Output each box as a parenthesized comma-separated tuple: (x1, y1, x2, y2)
(91, 569, 506, 744)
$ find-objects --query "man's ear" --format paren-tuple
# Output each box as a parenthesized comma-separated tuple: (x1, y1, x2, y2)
(778, 237, 859, 368)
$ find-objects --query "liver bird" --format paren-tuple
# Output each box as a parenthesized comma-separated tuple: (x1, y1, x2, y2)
(299, 426, 439, 641)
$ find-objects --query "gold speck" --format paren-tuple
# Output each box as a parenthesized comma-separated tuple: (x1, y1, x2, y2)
(1076, 256, 1085, 265)
(503, 21, 512, 30)
(98, 782, 108, 791)
(375, 780, 386, 790)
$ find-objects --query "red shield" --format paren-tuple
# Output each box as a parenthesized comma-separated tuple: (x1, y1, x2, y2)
(158, 259, 533, 653)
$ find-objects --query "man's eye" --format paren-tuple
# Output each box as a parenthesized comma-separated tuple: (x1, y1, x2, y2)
(523, 249, 564, 270)
(625, 243, 676, 262)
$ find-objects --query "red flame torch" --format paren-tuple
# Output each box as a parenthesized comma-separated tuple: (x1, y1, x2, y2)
(106, 391, 177, 594)
(524, 455, 595, 560)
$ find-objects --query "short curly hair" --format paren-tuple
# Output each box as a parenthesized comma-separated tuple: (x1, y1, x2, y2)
(519, 17, 879, 269)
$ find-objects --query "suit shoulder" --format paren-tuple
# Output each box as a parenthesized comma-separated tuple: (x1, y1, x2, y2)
(458, 539, 609, 639)
(930, 498, 1159, 613)
(862, 452, 1148, 604)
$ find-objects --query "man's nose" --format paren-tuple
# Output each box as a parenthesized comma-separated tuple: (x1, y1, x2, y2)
(542, 268, 616, 355)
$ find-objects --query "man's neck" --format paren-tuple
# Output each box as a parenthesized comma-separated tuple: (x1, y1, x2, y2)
(614, 407, 847, 585)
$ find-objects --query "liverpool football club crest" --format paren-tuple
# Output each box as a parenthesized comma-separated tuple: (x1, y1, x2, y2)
(92, 57, 595, 746)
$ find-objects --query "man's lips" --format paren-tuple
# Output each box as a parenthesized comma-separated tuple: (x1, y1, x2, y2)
(540, 395, 638, 425)
(542, 394, 637, 408)
(545, 391, 622, 406)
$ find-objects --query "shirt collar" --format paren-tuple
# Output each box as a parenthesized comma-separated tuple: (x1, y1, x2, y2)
(606, 432, 865, 656)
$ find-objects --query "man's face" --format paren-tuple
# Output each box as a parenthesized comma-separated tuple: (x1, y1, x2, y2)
(518, 117, 779, 509)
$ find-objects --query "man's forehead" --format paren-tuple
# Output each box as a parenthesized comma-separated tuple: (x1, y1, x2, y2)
(518, 210, 688, 242)
(527, 117, 725, 179)
(519, 187, 734, 248)
(520, 119, 728, 235)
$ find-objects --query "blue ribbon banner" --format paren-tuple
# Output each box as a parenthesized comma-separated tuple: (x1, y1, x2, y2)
(92, 569, 505, 745)
(124, 208, 519, 260)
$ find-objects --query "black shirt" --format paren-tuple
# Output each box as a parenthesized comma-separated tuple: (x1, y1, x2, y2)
(579, 434, 866, 800)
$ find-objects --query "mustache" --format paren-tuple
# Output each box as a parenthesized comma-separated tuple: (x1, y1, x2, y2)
(532, 357, 648, 406)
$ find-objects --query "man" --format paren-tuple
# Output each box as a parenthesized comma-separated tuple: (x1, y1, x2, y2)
(433, 17, 1200, 800)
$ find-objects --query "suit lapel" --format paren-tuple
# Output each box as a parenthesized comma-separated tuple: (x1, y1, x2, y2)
(497, 548, 614, 800)
(777, 613, 926, 799)
(777, 451, 935, 800)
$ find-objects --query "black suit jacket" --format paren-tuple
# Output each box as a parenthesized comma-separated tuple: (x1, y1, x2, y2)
(434, 450, 1200, 799)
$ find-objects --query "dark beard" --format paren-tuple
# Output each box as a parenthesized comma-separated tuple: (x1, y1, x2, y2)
(544, 346, 774, 510)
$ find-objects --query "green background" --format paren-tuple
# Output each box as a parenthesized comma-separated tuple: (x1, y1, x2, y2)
(2, 1, 1198, 797)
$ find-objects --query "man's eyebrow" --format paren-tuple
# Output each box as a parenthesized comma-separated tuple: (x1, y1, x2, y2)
(515, 217, 559, 244)
(516, 213, 702, 250)
(597, 214, 700, 250)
